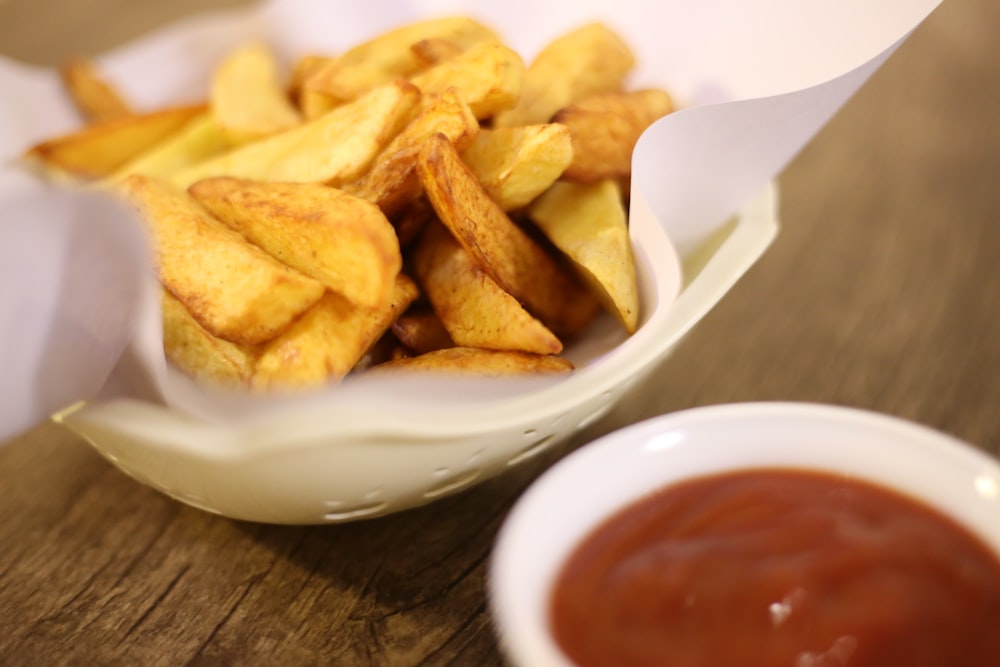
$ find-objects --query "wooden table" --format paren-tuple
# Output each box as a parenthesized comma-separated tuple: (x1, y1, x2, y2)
(2, 1, 998, 664)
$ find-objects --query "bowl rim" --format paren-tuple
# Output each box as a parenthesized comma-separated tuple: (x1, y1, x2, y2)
(487, 400, 1000, 667)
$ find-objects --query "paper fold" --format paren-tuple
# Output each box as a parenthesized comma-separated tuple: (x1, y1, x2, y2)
(0, 0, 942, 442)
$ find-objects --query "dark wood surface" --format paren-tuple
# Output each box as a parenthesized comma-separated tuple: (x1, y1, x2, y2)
(2, 1, 998, 664)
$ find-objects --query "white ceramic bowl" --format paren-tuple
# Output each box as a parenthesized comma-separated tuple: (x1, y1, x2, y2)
(54, 185, 777, 524)
(488, 401, 1000, 667)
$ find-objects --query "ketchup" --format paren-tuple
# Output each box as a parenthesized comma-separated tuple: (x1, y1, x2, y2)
(550, 468, 1000, 667)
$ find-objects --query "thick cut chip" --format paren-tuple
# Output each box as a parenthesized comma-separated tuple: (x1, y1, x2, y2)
(24, 104, 204, 181)
(59, 57, 132, 123)
(410, 38, 463, 67)
(107, 112, 230, 182)
(253, 274, 420, 389)
(554, 88, 674, 182)
(171, 80, 420, 189)
(342, 89, 479, 216)
(391, 310, 454, 354)
(161, 289, 256, 386)
(493, 23, 634, 127)
(210, 42, 302, 145)
(417, 133, 599, 337)
(409, 41, 524, 119)
(120, 174, 325, 345)
(293, 55, 341, 119)
(528, 179, 639, 333)
(189, 178, 401, 308)
(309, 17, 498, 103)
(372, 347, 574, 375)
(414, 221, 562, 354)
(461, 124, 572, 210)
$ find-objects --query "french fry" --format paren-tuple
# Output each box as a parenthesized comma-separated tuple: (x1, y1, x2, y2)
(161, 289, 257, 386)
(410, 38, 464, 67)
(59, 57, 132, 123)
(342, 89, 479, 216)
(189, 178, 402, 308)
(293, 55, 341, 120)
(289, 54, 338, 99)
(554, 88, 674, 182)
(210, 42, 302, 145)
(417, 133, 599, 338)
(460, 124, 572, 210)
(171, 80, 419, 189)
(493, 22, 635, 127)
(408, 41, 524, 119)
(24, 104, 203, 181)
(106, 112, 230, 182)
(391, 310, 454, 354)
(528, 179, 639, 332)
(253, 274, 419, 389)
(307, 16, 499, 103)
(372, 347, 574, 375)
(414, 221, 563, 354)
(120, 174, 325, 345)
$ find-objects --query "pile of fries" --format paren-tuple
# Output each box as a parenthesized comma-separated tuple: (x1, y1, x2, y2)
(25, 17, 675, 390)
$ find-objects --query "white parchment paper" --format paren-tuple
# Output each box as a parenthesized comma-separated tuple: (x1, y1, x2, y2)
(0, 0, 942, 441)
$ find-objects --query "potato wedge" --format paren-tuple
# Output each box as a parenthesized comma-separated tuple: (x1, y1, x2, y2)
(107, 112, 230, 182)
(417, 133, 599, 337)
(461, 124, 572, 210)
(189, 178, 401, 308)
(253, 274, 419, 389)
(59, 56, 132, 123)
(171, 80, 419, 188)
(493, 22, 634, 127)
(414, 221, 562, 354)
(372, 347, 574, 375)
(309, 17, 499, 103)
(410, 38, 463, 67)
(528, 179, 639, 332)
(293, 55, 341, 120)
(120, 174, 325, 345)
(391, 309, 454, 354)
(409, 41, 524, 119)
(161, 288, 256, 386)
(210, 42, 302, 145)
(342, 89, 479, 216)
(24, 104, 204, 181)
(554, 88, 674, 182)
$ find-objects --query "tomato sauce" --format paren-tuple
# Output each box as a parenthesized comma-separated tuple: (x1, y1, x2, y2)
(550, 468, 1000, 667)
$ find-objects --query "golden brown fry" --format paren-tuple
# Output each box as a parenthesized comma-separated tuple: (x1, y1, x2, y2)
(24, 104, 203, 181)
(410, 38, 463, 67)
(391, 309, 454, 354)
(253, 274, 419, 389)
(408, 41, 523, 119)
(171, 80, 419, 189)
(289, 54, 338, 98)
(493, 22, 634, 127)
(161, 288, 257, 386)
(342, 89, 479, 216)
(120, 174, 325, 345)
(554, 88, 674, 182)
(460, 124, 572, 210)
(417, 133, 599, 337)
(529, 179, 639, 333)
(309, 17, 499, 103)
(210, 42, 302, 145)
(414, 221, 562, 354)
(372, 346, 574, 375)
(189, 178, 401, 308)
(107, 112, 230, 182)
(59, 56, 132, 123)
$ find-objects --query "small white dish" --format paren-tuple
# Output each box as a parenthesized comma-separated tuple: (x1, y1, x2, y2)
(488, 402, 1000, 667)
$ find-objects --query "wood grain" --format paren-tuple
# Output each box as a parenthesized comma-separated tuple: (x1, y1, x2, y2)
(2, 1, 999, 664)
